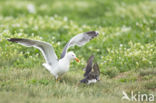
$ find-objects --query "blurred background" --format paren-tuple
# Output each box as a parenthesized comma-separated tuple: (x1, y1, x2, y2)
(0, 0, 155, 71)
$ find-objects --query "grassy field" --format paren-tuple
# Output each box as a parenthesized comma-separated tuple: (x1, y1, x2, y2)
(0, 0, 156, 103)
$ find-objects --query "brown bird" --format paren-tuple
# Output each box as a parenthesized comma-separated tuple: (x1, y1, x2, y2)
(80, 55, 100, 84)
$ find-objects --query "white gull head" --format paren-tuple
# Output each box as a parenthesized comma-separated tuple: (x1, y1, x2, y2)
(66, 51, 80, 62)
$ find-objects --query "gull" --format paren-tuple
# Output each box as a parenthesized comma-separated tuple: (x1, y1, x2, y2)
(80, 55, 100, 84)
(8, 31, 99, 81)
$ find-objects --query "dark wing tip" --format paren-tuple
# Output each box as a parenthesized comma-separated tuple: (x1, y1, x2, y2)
(7, 38, 23, 43)
(85, 31, 99, 38)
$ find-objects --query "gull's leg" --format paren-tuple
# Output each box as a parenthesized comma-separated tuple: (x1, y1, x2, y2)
(55, 75, 59, 82)
(55, 73, 65, 82)
(56, 78, 59, 82)
(56, 76, 61, 82)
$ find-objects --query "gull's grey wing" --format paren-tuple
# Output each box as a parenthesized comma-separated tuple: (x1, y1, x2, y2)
(8, 38, 58, 66)
(84, 55, 94, 77)
(60, 31, 99, 59)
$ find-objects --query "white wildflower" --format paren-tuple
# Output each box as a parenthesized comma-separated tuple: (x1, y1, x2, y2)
(120, 44, 123, 47)
(19, 29, 24, 32)
(34, 26, 38, 30)
(63, 16, 68, 21)
(31, 33, 34, 36)
(27, 4, 36, 14)
(149, 61, 152, 64)
(50, 17, 54, 21)
(3, 29, 9, 33)
(18, 33, 22, 36)
(54, 14, 58, 18)
(39, 37, 43, 40)
(52, 36, 55, 40)
(88, 46, 92, 49)
(140, 45, 144, 49)
(57, 42, 61, 45)
(12, 24, 20, 27)
(82, 24, 87, 28)
(64, 25, 69, 29)
(136, 22, 139, 26)
(115, 32, 121, 36)
(121, 26, 131, 32)
(96, 49, 100, 52)
(142, 57, 146, 61)
(136, 62, 139, 66)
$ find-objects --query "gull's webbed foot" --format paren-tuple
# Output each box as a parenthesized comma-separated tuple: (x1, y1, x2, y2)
(56, 77, 61, 82)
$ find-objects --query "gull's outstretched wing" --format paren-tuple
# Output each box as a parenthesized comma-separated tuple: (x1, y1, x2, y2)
(84, 55, 94, 77)
(60, 31, 99, 59)
(8, 38, 58, 66)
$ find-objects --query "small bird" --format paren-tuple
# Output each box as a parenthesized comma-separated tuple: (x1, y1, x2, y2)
(80, 55, 100, 84)
(8, 31, 99, 81)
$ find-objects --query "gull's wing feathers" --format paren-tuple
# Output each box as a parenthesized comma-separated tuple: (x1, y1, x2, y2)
(60, 31, 99, 59)
(84, 55, 94, 77)
(93, 62, 100, 77)
(8, 38, 58, 66)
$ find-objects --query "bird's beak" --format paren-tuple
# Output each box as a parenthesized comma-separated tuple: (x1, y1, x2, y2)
(75, 58, 80, 62)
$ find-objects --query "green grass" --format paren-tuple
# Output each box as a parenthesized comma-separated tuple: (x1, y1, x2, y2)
(0, 0, 156, 103)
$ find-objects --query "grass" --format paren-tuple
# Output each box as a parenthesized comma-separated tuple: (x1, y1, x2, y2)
(0, 0, 156, 103)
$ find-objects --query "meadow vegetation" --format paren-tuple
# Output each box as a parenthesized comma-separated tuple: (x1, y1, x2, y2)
(0, 0, 155, 103)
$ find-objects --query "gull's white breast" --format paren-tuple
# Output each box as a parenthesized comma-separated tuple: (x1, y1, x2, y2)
(53, 59, 70, 75)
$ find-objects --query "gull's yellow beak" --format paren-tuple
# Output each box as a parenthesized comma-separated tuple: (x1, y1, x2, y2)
(75, 58, 80, 62)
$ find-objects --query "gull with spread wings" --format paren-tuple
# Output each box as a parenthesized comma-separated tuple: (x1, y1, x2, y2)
(8, 31, 99, 81)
